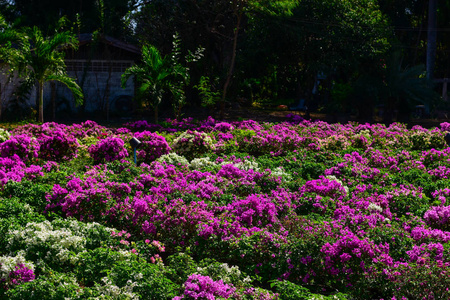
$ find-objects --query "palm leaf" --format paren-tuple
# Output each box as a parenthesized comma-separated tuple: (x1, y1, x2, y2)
(46, 73, 84, 106)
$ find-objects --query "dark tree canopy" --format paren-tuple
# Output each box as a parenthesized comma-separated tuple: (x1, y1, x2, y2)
(0, 0, 448, 121)
(5, 0, 137, 38)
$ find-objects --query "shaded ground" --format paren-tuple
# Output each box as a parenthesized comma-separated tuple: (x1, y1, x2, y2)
(24, 106, 450, 129)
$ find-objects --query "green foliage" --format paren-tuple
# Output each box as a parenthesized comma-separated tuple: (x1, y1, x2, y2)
(4, 270, 81, 300)
(0, 198, 46, 254)
(270, 280, 349, 300)
(6, 20, 83, 123)
(366, 222, 415, 262)
(75, 247, 127, 287)
(166, 252, 199, 285)
(194, 76, 222, 108)
(122, 34, 203, 122)
(108, 259, 179, 299)
(2, 180, 53, 212)
(383, 260, 450, 299)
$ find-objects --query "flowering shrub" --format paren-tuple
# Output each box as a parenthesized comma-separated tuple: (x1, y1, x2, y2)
(214, 122, 234, 132)
(156, 153, 189, 166)
(4, 119, 450, 299)
(0, 134, 39, 162)
(171, 130, 216, 160)
(88, 136, 129, 164)
(0, 253, 35, 290)
(133, 131, 171, 163)
(424, 206, 450, 230)
(0, 155, 43, 185)
(173, 273, 236, 300)
(0, 128, 11, 143)
(37, 129, 79, 161)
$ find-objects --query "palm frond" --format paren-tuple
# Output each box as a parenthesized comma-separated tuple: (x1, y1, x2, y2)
(121, 64, 145, 88)
(47, 31, 78, 53)
(46, 73, 84, 106)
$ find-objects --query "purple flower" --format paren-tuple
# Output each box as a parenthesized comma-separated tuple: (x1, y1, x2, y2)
(88, 136, 128, 164)
(174, 273, 236, 299)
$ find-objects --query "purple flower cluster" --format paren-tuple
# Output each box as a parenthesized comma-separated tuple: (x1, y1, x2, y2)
(8, 264, 35, 286)
(37, 128, 79, 161)
(88, 136, 128, 164)
(134, 131, 171, 163)
(0, 263, 35, 291)
(173, 273, 236, 300)
(424, 206, 450, 230)
(0, 155, 43, 185)
(0, 134, 39, 162)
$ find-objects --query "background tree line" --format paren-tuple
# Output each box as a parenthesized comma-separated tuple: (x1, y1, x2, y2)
(0, 0, 449, 122)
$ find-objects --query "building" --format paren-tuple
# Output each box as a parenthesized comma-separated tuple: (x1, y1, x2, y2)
(0, 33, 140, 120)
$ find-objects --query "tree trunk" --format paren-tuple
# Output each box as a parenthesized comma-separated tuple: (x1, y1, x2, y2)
(426, 0, 437, 80)
(220, 10, 243, 120)
(0, 83, 2, 122)
(38, 81, 44, 123)
(51, 82, 56, 121)
(105, 82, 110, 122)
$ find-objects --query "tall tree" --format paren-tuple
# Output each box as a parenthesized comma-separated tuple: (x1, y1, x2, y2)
(238, 0, 392, 105)
(121, 40, 195, 123)
(0, 13, 22, 121)
(133, 0, 297, 118)
(9, 22, 83, 123)
(6, 0, 137, 39)
(426, 0, 437, 79)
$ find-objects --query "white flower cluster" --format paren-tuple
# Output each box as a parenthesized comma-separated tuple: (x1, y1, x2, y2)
(156, 152, 189, 166)
(0, 128, 11, 143)
(8, 221, 85, 264)
(410, 131, 432, 149)
(196, 262, 250, 286)
(171, 131, 216, 153)
(0, 251, 34, 281)
(7, 220, 116, 265)
(357, 129, 371, 136)
(367, 203, 383, 213)
(271, 167, 292, 181)
(189, 157, 217, 170)
(90, 277, 139, 300)
(232, 160, 260, 172)
(325, 175, 349, 196)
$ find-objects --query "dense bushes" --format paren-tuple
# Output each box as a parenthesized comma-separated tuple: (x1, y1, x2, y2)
(1, 118, 450, 299)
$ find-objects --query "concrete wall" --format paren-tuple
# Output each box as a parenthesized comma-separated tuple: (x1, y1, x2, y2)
(0, 60, 135, 118)
(52, 68, 134, 114)
(0, 68, 37, 113)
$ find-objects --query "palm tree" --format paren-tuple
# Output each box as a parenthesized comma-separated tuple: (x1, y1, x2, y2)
(0, 14, 23, 121)
(10, 24, 83, 123)
(122, 39, 198, 124)
(380, 52, 438, 123)
(351, 52, 438, 123)
(121, 44, 175, 123)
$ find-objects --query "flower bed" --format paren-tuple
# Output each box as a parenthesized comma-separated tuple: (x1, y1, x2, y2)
(0, 117, 450, 299)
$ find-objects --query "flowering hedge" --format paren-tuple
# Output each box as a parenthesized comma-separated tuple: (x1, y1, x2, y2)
(1, 118, 450, 299)
(88, 136, 128, 164)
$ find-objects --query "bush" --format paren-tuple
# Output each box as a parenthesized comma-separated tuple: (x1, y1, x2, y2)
(88, 136, 129, 164)
(2, 180, 52, 212)
(134, 131, 171, 164)
(171, 130, 215, 160)
(0, 128, 11, 143)
(0, 253, 35, 292)
(37, 129, 79, 162)
(0, 134, 39, 163)
(4, 271, 80, 300)
(270, 280, 349, 300)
